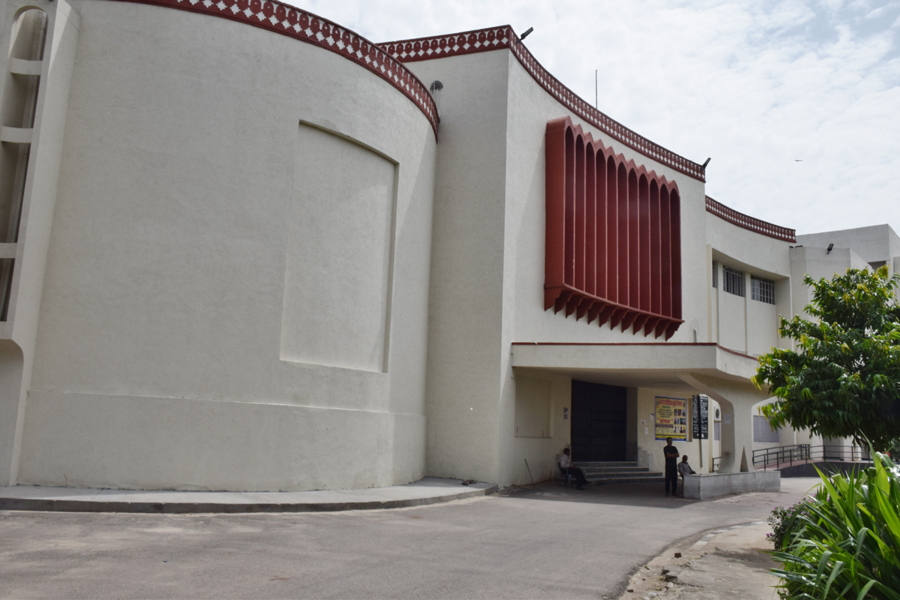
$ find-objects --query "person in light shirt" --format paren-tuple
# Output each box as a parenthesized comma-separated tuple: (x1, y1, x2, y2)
(677, 454, 696, 497)
(559, 448, 588, 490)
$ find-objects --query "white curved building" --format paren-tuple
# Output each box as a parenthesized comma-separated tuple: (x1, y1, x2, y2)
(0, 0, 894, 492)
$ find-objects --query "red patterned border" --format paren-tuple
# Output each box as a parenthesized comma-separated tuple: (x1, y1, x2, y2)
(705, 196, 796, 243)
(114, 0, 439, 138)
(380, 28, 705, 182)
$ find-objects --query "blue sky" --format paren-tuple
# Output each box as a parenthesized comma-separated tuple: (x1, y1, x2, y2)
(295, 0, 899, 236)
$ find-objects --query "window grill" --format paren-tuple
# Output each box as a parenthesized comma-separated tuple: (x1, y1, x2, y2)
(753, 415, 780, 443)
(751, 276, 775, 304)
(723, 266, 744, 297)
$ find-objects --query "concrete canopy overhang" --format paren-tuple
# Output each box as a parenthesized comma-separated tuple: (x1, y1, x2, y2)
(510, 342, 760, 391)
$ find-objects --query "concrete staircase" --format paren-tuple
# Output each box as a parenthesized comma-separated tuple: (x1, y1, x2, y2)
(574, 461, 664, 485)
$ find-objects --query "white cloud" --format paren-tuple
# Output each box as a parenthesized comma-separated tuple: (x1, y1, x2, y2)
(291, 0, 900, 235)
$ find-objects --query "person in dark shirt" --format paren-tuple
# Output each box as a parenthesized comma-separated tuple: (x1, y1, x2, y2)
(663, 437, 680, 496)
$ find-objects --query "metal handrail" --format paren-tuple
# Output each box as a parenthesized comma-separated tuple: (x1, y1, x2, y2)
(751, 444, 872, 471)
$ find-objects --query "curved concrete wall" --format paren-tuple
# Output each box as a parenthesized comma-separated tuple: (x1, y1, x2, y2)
(17, 0, 437, 491)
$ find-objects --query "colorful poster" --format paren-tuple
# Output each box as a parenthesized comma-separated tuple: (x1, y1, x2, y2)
(655, 396, 688, 440)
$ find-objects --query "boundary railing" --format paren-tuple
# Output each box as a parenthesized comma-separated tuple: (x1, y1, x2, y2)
(752, 444, 872, 471)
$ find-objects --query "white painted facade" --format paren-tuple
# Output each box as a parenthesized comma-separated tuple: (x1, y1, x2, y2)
(0, 0, 893, 492)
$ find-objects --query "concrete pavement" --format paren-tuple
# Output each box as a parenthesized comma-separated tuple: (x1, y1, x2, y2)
(0, 478, 819, 599)
(618, 521, 784, 600)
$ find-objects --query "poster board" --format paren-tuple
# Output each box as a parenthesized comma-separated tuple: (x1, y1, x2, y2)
(655, 396, 688, 440)
(692, 394, 709, 440)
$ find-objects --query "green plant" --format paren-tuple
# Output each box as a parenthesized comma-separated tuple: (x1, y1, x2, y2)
(753, 266, 900, 451)
(768, 497, 815, 550)
(770, 449, 900, 599)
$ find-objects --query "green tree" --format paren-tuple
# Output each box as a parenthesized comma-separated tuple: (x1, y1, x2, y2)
(753, 266, 900, 450)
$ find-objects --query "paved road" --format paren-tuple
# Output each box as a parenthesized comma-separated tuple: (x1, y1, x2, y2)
(0, 479, 817, 599)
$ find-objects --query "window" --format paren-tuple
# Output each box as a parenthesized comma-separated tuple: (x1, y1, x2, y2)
(723, 266, 744, 297)
(751, 276, 775, 304)
(753, 415, 780, 443)
(712, 261, 717, 288)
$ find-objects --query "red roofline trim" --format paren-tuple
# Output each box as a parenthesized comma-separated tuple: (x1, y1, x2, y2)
(705, 196, 796, 243)
(114, 0, 439, 138)
(380, 26, 706, 182)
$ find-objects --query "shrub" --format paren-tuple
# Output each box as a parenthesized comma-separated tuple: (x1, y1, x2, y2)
(767, 497, 815, 550)
(770, 449, 900, 599)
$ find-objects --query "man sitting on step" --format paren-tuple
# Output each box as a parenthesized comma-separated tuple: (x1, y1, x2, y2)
(559, 448, 589, 490)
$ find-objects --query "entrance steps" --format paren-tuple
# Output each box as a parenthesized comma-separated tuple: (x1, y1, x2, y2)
(574, 461, 664, 485)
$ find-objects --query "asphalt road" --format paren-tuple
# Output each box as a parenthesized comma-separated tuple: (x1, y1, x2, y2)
(0, 479, 817, 599)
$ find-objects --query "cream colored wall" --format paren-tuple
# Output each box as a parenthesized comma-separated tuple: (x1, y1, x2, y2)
(502, 57, 708, 348)
(17, 1, 437, 491)
(707, 213, 792, 357)
(407, 45, 790, 486)
(397, 50, 511, 484)
(708, 398, 722, 472)
(790, 246, 868, 319)
(0, 0, 79, 485)
(282, 124, 395, 373)
(718, 290, 746, 352)
(706, 213, 792, 278)
(747, 295, 777, 356)
(509, 371, 571, 485)
(636, 388, 700, 472)
(498, 53, 710, 485)
(798, 224, 900, 268)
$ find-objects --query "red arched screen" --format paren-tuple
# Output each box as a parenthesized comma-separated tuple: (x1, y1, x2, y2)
(545, 117, 683, 340)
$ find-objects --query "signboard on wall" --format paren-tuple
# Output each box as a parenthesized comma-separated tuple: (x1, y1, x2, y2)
(692, 395, 709, 440)
(655, 397, 688, 440)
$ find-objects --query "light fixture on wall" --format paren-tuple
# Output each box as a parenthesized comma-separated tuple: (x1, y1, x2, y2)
(827, 243, 834, 254)
(520, 27, 534, 40)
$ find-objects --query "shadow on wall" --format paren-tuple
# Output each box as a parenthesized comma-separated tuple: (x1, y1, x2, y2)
(0, 340, 24, 484)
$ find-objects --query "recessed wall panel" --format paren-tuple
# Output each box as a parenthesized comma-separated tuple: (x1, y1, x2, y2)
(281, 124, 395, 372)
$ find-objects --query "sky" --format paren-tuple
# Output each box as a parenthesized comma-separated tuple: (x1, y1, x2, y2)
(294, 0, 900, 236)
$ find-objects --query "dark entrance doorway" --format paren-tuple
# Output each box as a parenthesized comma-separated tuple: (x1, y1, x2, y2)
(571, 381, 627, 462)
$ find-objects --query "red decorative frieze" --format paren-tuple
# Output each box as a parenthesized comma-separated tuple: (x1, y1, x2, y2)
(380, 26, 516, 62)
(114, 0, 439, 138)
(705, 196, 796, 243)
(380, 28, 705, 182)
(545, 117, 683, 340)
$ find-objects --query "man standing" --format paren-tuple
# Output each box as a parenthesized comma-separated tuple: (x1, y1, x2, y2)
(663, 437, 679, 496)
(559, 448, 588, 490)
